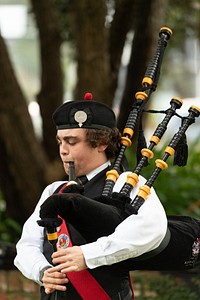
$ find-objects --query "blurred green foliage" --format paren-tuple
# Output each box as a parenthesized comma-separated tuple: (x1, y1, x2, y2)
(133, 270, 200, 299)
(126, 141, 200, 219)
(0, 192, 21, 243)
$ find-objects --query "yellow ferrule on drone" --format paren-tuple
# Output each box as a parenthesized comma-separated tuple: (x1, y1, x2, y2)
(106, 170, 119, 182)
(137, 185, 151, 200)
(126, 173, 139, 187)
(142, 77, 153, 86)
(135, 91, 148, 101)
(173, 96, 183, 105)
(191, 105, 200, 113)
(155, 159, 168, 170)
(47, 232, 58, 241)
(121, 136, 132, 147)
(160, 26, 173, 36)
(141, 148, 154, 159)
(150, 135, 160, 145)
(165, 146, 175, 156)
(123, 127, 134, 138)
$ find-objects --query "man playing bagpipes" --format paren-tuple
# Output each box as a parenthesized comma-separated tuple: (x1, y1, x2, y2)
(14, 93, 200, 299)
(14, 27, 200, 299)
(14, 95, 168, 300)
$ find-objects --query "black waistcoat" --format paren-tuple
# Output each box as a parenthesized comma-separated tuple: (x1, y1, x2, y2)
(40, 168, 130, 300)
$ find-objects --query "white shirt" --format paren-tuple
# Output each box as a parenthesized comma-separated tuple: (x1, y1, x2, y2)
(81, 171, 167, 268)
(14, 163, 167, 283)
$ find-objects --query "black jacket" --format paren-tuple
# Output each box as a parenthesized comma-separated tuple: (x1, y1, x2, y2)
(40, 168, 132, 299)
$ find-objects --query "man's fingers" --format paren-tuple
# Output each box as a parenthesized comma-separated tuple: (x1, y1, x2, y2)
(44, 275, 68, 284)
(48, 263, 78, 273)
(50, 246, 87, 273)
(61, 265, 78, 273)
(53, 248, 67, 258)
(42, 269, 69, 293)
(45, 283, 67, 293)
(52, 255, 68, 265)
(45, 287, 55, 294)
(45, 266, 67, 275)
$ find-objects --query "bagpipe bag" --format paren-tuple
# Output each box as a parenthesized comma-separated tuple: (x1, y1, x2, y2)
(39, 188, 200, 271)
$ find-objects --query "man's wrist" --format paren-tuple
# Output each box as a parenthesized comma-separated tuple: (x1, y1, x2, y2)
(39, 266, 51, 284)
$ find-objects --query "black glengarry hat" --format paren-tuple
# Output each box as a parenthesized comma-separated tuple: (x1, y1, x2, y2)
(52, 93, 116, 130)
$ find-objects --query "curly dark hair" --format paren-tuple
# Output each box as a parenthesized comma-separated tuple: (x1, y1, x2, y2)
(85, 128, 121, 159)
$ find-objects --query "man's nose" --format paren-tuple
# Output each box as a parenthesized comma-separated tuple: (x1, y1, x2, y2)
(60, 143, 69, 155)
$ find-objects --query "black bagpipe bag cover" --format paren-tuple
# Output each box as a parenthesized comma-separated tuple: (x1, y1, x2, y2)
(122, 215, 200, 271)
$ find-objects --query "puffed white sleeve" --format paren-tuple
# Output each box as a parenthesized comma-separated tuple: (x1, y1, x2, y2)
(80, 172, 167, 269)
(14, 181, 65, 284)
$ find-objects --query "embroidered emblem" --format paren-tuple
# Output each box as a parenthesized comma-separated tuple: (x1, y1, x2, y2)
(191, 238, 200, 258)
(57, 233, 70, 249)
(74, 110, 87, 127)
(184, 237, 200, 269)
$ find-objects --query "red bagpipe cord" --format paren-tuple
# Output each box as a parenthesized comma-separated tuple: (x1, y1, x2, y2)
(57, 183, 111, 300)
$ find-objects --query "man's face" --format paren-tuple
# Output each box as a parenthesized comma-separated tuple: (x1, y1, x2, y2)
(56, 128, 107, 177)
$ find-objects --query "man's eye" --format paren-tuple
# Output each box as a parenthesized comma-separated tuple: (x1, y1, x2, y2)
(68, 141, 76, 145)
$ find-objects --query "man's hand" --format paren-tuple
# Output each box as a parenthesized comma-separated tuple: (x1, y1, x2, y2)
(42, 267, 69, 294)
(51, 246, 87, 273)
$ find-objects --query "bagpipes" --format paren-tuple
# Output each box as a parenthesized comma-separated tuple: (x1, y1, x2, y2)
(38, 27, 200, 271)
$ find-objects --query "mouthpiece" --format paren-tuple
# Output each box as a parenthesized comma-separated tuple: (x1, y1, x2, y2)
(68, 161, 78, 186)
(68, 161, 75, 181)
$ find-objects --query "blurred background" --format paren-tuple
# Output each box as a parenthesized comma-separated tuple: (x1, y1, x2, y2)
(0, 1, 199, 299)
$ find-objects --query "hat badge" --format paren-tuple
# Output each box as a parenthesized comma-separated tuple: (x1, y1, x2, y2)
(74, 110, 87, 127)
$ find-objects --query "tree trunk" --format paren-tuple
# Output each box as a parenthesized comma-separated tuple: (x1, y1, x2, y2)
(70, 0, 137, 107)
(109, 0, 136, 96)
(70, 0, 113, 105)
(31, 0, 64, 160)
(0, 34, 48, 225)
(118, 0, 169, 131)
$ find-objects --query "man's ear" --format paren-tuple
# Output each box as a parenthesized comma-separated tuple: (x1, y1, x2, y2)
(98, 144, 107, 152)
